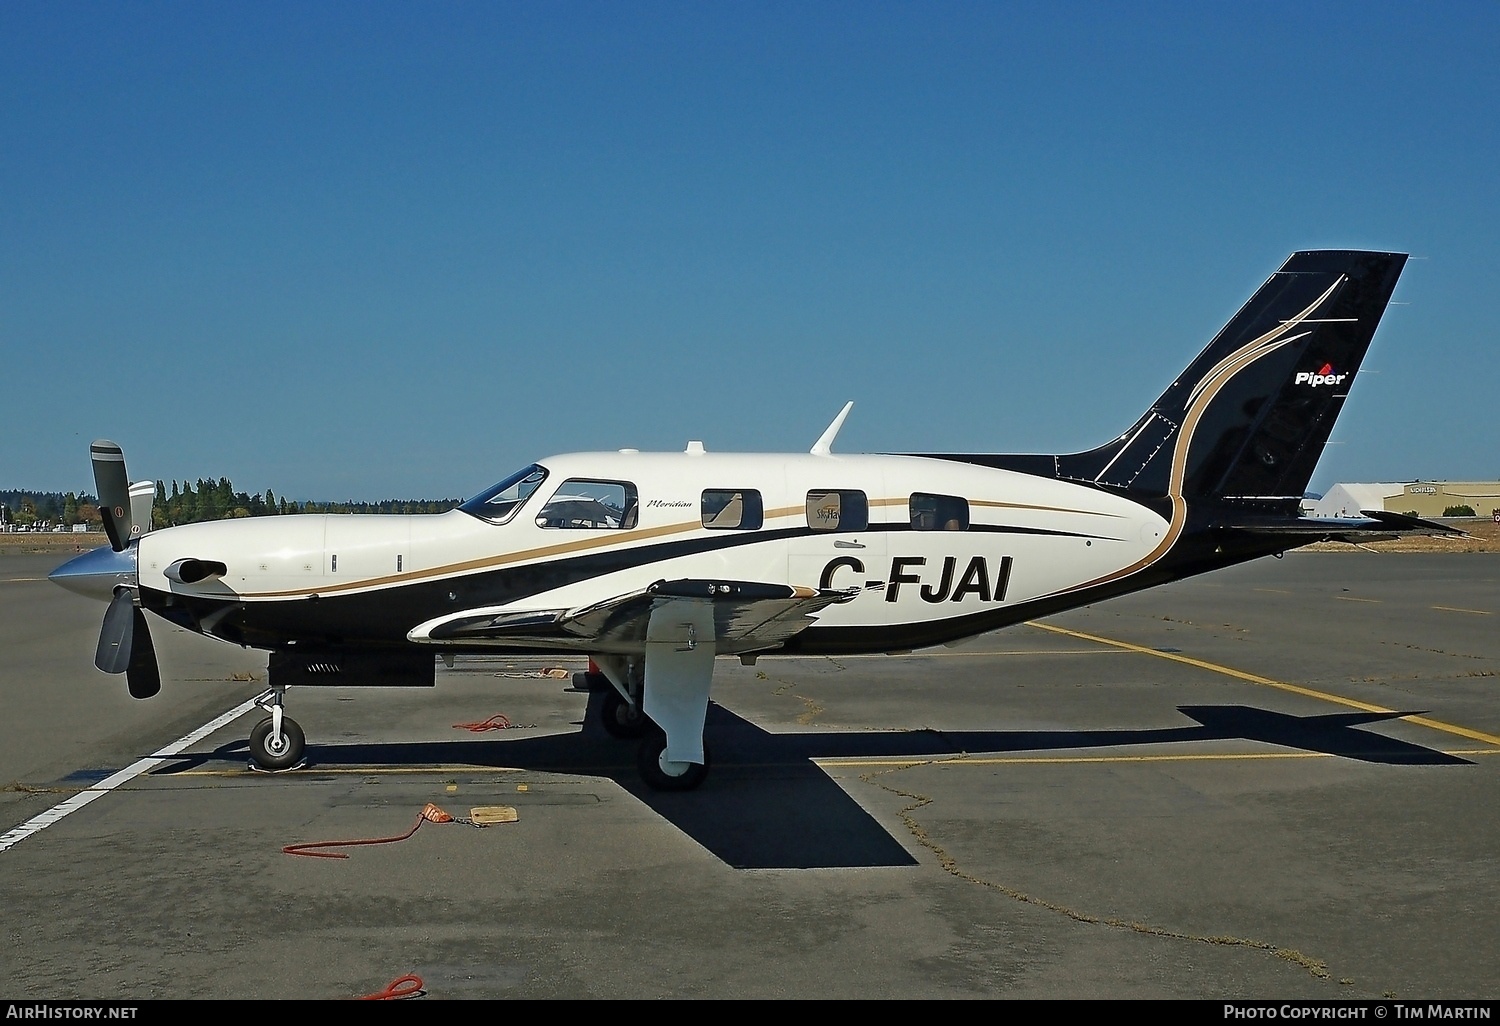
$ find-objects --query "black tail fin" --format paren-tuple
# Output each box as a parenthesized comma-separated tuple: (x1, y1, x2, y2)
(923, 251, 1407, 514)
(1062, 250, 1406, 509)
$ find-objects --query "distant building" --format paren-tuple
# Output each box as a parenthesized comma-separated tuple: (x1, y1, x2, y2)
(1309, 482, 1500, 519)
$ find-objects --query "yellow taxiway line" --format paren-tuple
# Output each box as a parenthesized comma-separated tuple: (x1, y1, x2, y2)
(1026, 621, 1500, 748)
(817, 748, 1500, 770)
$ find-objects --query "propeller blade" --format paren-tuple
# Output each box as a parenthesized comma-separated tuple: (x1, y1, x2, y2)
(125, 607, 161, 699)
(95, 588, 135, 674)
(94, 591, 161, 698)
(91, 440, 133, 552)
(128, 480, 156, 541)
(86, 442, 157, 696)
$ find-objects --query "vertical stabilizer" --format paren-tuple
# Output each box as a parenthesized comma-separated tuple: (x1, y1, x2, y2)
(1061, 251, 1406, 509)
(919, 251, 1408, 515)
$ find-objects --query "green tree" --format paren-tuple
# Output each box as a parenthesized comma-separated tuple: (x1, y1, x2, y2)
(197, 479, 219, 521)
(178, 481, 198, 523)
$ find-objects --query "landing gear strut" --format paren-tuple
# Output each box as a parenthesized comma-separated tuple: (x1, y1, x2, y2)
(600, 687, 651, 739)
(591, 655, 654, 739)
(248, 688, 305, 770)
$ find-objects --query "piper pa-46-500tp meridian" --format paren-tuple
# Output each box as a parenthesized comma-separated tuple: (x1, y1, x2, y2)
(51, 250, 1459, 790)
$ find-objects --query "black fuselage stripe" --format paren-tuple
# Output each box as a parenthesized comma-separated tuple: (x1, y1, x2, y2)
(145, 519, 1114, 648)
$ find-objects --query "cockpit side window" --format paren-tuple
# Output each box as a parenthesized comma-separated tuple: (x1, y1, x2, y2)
(458, 465, 549, 524)
(536, 479, 638, 529)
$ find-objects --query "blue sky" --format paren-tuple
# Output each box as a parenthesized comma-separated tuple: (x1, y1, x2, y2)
(3, 2, 1496, 501)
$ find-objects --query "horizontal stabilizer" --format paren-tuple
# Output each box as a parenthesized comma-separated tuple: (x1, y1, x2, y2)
(1355, 509, 1467, 536)
(1221, 509, 1467, 546)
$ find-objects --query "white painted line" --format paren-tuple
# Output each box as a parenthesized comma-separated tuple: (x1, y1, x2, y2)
(0, 696, 263, 853)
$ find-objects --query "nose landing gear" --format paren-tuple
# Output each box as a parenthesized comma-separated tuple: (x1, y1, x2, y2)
(247, 688, 305, 771)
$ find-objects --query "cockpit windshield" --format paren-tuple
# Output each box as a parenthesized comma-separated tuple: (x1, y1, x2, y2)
(458, 464, 549, 524)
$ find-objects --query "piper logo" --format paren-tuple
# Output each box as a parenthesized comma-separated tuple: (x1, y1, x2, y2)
(1294, 362, 1348, 388)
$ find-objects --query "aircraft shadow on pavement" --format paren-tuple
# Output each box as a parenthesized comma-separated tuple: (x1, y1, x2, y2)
(152, 692, 1467, 870)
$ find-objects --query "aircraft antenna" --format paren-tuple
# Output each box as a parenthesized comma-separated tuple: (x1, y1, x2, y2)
(810, 401, 854, 455)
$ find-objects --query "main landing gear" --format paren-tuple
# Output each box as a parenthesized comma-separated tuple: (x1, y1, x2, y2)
(600, 686, 651, 739)
(247, 687, 305, 771)
(636, 730, 710, 791)
(589, 656, 711, 792)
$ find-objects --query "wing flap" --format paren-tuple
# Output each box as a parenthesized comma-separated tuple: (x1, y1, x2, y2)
(419, 608, 567, 641)
(411, 578, 857, 653)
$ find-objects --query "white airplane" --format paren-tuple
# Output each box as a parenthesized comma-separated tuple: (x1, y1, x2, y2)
(51, 250, 1458, 789)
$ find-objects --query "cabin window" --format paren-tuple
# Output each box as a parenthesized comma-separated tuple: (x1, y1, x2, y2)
(701, 489, 763, 530)
(806, 490, 868, 532)
(458, 464, 549, 525)
(536, 479, 638, 529)
(910, 493, 969, 531)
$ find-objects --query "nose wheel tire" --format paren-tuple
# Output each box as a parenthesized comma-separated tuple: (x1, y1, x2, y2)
(636, 731, 709, 791)
(249, 715, 306, 771)
(600, 688, 652, 739)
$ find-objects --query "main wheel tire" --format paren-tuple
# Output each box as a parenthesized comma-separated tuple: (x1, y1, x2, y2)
(249, 715, 306, 771)
(600, 688, 652, 739)
(636, 731, 709, 791)
(572, 670, 611, 692)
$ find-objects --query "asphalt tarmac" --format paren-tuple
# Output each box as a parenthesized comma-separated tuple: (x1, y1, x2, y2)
(1, 550, 1497, 1000)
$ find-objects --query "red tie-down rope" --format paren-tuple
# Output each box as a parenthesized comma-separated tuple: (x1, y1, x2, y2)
(283, 803, 455, 859)
(359, 974, 425, 1000)
(452, 713, 512, 731)
(287, 805, 486, 999)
